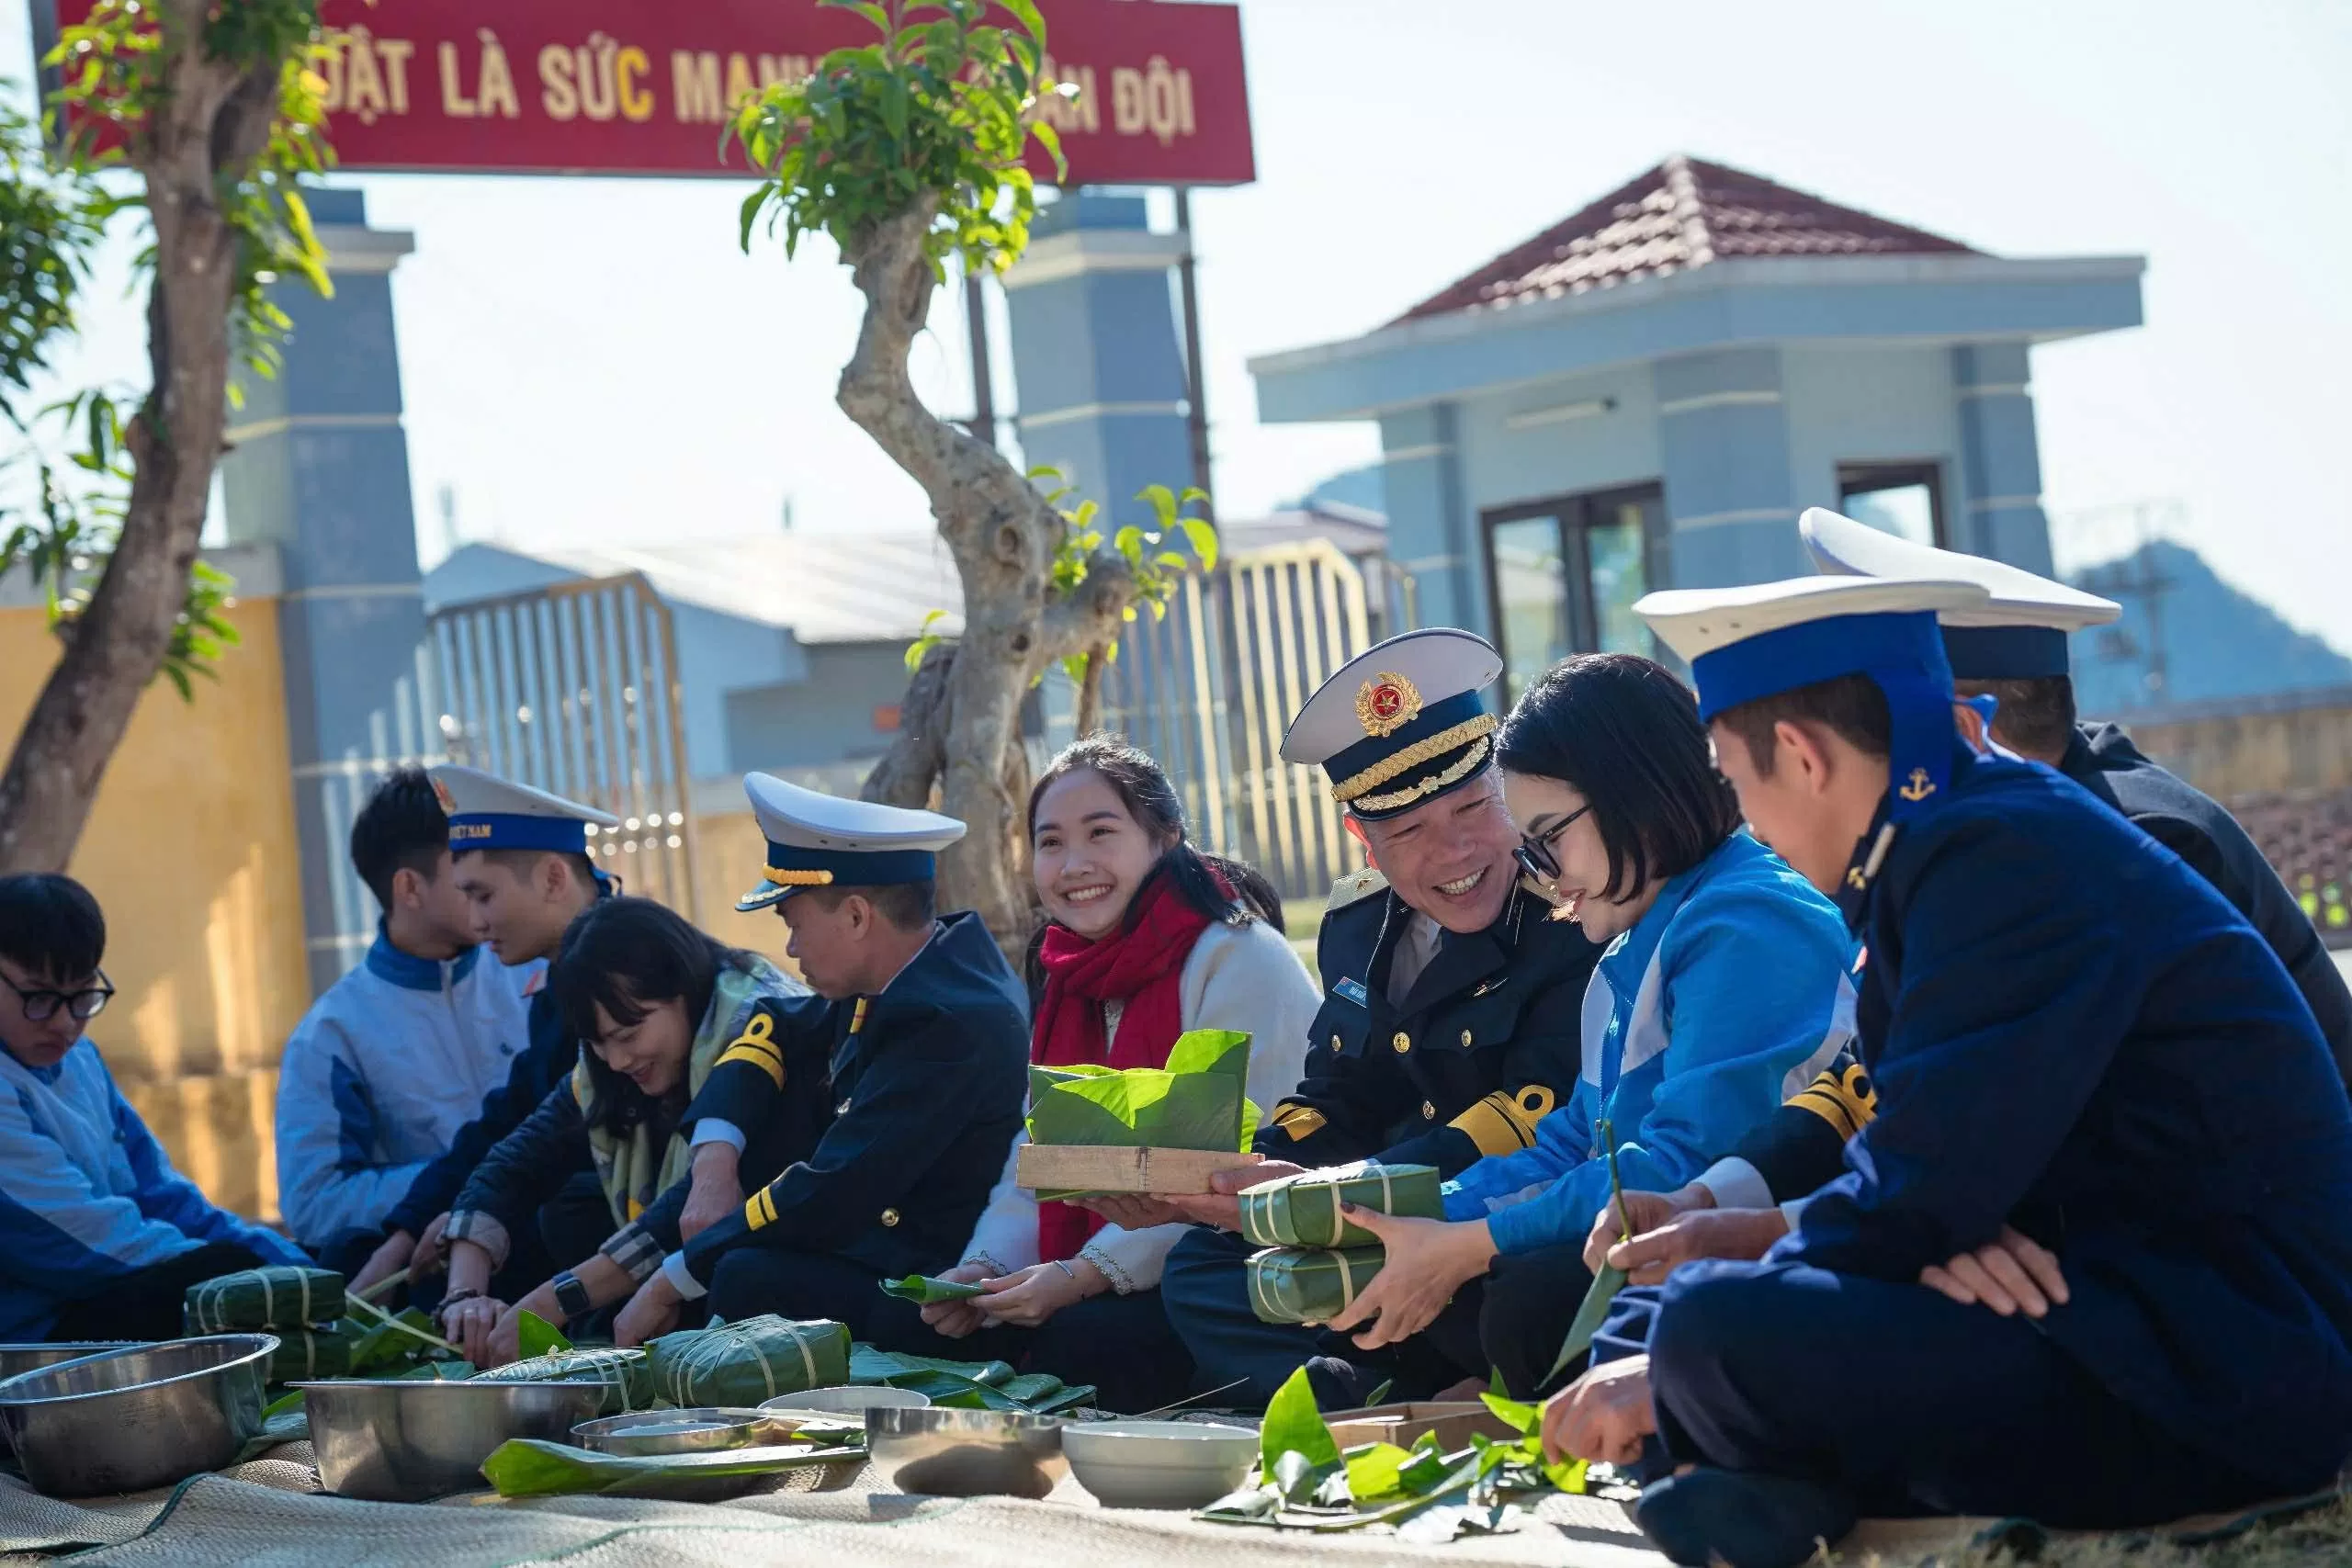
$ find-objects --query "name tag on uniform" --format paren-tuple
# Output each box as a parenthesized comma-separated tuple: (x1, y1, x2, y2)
(1333, 977, 1371, 1009)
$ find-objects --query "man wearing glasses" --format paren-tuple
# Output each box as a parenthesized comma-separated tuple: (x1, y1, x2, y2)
(0, 874, 311, 1342)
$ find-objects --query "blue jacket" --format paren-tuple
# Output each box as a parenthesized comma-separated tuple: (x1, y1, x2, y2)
(1782, 749, 2352, 1493)
(274, 931, 539, 1250)
(0, 1040, 309, 1338)
(1444, 831, 1854, 1255)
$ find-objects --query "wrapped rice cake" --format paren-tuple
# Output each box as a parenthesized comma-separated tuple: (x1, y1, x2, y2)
(1237, 1161, 1442, 1249)
(646, 1315, 850, 1408)
(472, 1347, 652, 1416)
(1247, 1245, 1385, 1325)
(186, 1266, 346, 1334)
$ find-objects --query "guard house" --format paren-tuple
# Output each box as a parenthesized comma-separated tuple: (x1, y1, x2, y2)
(1248, 156, 2146, 698)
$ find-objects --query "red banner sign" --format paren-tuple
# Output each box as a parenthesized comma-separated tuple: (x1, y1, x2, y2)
(40, 0, 1254, 186)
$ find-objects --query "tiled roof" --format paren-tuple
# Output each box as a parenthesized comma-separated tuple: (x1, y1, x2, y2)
(1397, 155, 1979, 323)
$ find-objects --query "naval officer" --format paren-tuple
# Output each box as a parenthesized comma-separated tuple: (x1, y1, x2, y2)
(1593, 510, 2352, 1276)
(1541, 575, 2352, 1568)
(353, 766, 619, 1305)
(1158, 629, 1603, 1408)
(612, 774, 1029, 1344)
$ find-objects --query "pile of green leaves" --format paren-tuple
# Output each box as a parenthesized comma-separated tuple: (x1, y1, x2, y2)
(848, 1344, 1093, 1414)
(481, 1425, 864, 1501)
(1197, 1368, 1591, 1543)
(729, 0, 1064, 280)
(1026, 1030, 1258, 1193)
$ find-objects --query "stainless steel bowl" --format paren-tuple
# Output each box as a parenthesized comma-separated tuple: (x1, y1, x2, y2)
(297, 1379, 611, 1501)
(0, 1335, 276, 1496)
(0, 1343, 148, 1383)
(571, 1407, 773, 1457)
(867, 1404, 1067, 1499)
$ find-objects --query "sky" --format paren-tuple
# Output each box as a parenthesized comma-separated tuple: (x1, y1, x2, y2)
(6, 0, 2351, 649)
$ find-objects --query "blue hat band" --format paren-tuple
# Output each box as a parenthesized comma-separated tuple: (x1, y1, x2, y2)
(449, 813, 590, 856)
(1940, 625, 2071, 681)
(762, 843, 937, 887)
(1690, 610, 1959, 823)
(1322, 690, 1491, 789)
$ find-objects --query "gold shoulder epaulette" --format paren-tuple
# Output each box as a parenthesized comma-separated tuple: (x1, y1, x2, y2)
(1326, 866, 1389, 913)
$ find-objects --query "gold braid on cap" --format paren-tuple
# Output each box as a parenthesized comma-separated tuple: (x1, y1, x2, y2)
(761, 868, 836, 886)
(1329, 715, 1498, 805)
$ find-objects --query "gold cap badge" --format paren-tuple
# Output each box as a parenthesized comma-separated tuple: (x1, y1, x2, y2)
(1355, 671, 1422, 738)
(430, 774, 457, 814)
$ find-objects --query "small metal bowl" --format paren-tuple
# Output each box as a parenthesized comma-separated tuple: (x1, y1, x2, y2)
(571, 1408, 773, 1457)
(760, 1384, 931, 1425)
(0, 1343, 148, 1383)
(0, 1335, 276, 1496)
(867, 1404, 1068, 1499)
(297, 1378, 611, 1501)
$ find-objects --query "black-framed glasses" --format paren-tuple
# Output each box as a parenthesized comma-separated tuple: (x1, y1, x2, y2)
(1, 971, 114, 1023)
(1512, 806, 1593, 884)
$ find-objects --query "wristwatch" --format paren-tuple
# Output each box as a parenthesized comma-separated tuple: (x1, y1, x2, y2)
(551, 1271, 593, 1322)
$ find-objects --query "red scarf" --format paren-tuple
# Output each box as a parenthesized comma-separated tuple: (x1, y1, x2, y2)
(1032, 866, 1221, 1263)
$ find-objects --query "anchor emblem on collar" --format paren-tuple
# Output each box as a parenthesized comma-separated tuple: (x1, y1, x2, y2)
(1897, 767, 1936, 803)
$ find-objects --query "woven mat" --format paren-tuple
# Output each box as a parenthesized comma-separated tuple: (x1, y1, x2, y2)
(0, 1443, 2317, 1567)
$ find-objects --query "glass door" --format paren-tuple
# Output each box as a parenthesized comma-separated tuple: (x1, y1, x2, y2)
(1483, 487, 1664, 702)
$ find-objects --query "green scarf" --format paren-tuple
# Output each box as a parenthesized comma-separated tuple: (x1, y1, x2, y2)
(576, 957, 797, 1224)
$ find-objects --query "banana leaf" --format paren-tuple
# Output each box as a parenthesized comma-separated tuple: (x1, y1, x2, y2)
(481, 1437, 863, 1500)
(266, 1326, 359, 1382)
(472, 1347, 651, 1416)
(1247, 1246, 1385, 1325)
(186, 1266, 345, 1333)
(847, 1344, 1094, 1413)
(1025, 1028, 1254, 1155)
(877, 1274, 986, 1304)
(646, 1315, 850, 1408)
(1238, 1162, 1442, 1249)
(1541, 1116, 1634, 1390)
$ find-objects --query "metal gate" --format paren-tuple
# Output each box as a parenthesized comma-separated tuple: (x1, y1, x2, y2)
(1100, 540, 1414, 902)
(427, 573, 699, 913)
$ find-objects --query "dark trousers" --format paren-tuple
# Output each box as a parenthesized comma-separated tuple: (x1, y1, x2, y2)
(48, 1241, 277, 1343)
(708, 1247, 891, 1340)
(1163, 1225, 1537, 1412)
(1627, 1260, 2277, 1529)
(865, 1288, 1195, 1416)
(1479, 1240, 1598, 1398)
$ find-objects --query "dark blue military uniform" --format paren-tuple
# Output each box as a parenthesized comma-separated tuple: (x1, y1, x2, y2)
(672, 911, 1029, 1336)
(1634, 748, 2352, 1524)
(1162, 874, 1600, 1406)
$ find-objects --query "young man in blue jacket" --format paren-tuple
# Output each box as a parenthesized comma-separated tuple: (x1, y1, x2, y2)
(1542, 575, 2352, 1568)
(274, 771, 537, 1270)
(0, 874, 309, 1341)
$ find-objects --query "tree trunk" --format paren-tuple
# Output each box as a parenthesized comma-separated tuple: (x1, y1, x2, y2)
(0, 17, 277, 873)
(838, 207, 1142, 956)
(1072, 644, 1108, 738)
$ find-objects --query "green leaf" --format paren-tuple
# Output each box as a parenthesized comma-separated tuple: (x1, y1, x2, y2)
(1136, 482, 1178, 529)
(878, 1273, 987, 1304)
(1342, 1441, 1414, 1503)
(1165, 1028, 1250, 1077)
(995, 0, 1048, 48)
(1479, 1390, 1541, 1437)
(514, 1309, 572, 1360)
(1114, 524, 1144, 565)
(738, 186, 768, 252)
(1181, 516, 1220, 572)
(820, 1, 894, 37)
(1542, 1262, 1628, 1389)
(1260, 1365, 1340, 1480)
(481, 1437, 861, 1499)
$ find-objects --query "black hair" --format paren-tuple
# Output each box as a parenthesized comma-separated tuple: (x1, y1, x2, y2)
(0, 874, 105, 984)
(459, 845, 602, 895)
(796, 880, 938, 932)
(548, 896, 753, 1135)
(1020, 733, 1285, 985)
(1712, 673, 1894, 775)
(348, 769, 450, 910)
(1955, 676, 2077, 760)
(1496, 653, 1741, 900)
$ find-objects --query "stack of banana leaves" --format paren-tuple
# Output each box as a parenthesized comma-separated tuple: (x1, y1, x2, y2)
(1025, 1029, 1258, 1200)
(1197, 1367, 1632, 1543)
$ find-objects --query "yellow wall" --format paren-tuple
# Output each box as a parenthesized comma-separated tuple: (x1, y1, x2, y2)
(0, 599, 309, 1221)
(2127, 704, 2352, 799)
(691, 807, 800, 979)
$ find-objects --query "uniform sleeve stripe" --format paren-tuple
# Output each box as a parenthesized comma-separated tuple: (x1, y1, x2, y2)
(717, 1041, 786, 1089)
(1787, 1066, 1875, 1139)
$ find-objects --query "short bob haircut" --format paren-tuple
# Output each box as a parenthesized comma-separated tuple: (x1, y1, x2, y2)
(548, 896, 755, 1134)
(1495, 652, 1742, 902)
(0, 874, 106, 984)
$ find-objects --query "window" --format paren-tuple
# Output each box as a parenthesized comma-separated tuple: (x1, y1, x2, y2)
(1838, 462, 1946, 547)
(1482, 487, 1665, 702)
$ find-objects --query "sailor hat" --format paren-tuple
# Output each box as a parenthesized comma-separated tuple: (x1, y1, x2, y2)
(1800, 507, 2120, 679)
(738, 773, 967, 912)
(1280, 629, 1505, 821)
(429, 765, 619, 856)
(1635, 576, 1991, 822)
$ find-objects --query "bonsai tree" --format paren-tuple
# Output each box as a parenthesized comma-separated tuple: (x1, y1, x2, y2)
(732, 0, 1212, 950)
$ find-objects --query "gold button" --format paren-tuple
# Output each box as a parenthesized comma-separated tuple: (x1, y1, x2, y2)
(1329, 1033, 1343, 1053)
(1459, 1029, 1474, 1047)
(1392, 1032, 1411, 1054)
(879, 1208, 900, 1227)
(1421, 1101, 1436, 1120)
